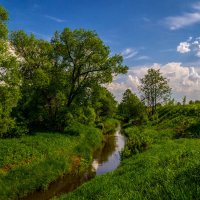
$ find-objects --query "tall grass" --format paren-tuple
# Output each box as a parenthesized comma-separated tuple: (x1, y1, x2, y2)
(0, 124, 102, 199)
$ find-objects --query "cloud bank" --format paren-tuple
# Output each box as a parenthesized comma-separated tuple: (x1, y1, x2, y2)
(107, 62, 200, 102)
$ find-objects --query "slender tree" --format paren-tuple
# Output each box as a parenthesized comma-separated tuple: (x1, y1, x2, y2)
(139, 68, 171, 115)
(182, 96, 186, 105)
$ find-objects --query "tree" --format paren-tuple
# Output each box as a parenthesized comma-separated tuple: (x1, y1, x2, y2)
(10, 28, 128, 131)
(182, 96, 186, 105)
(51, 28, 128, 108)
(10, 30, 57, 131)
(0, 6, 8, 39)
(0, 6, 20, 137)
(118, 89, 146, 123)
(90, 86, 117, 119)
(139, 68, 171, 115)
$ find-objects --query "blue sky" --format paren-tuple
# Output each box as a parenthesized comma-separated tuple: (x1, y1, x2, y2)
(1, 0, 200, 100)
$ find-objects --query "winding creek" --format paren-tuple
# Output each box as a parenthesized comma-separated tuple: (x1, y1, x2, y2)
(23, 127, 125, 200)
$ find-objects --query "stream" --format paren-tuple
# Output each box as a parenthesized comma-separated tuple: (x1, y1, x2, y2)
(22, 127, 125, 200)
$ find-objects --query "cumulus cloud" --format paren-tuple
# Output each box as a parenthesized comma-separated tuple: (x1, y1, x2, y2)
(107, 62, 200, 102)
(177, 42, 191, 53)
(177, 37, 200, 57)
(121, 48, 138, 59)
(165, 3, 200, 30)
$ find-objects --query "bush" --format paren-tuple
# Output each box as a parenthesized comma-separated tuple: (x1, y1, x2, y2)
(121, 127, 152, 159)
(101, 118, 119, 134)
(64, 123, 82, 136)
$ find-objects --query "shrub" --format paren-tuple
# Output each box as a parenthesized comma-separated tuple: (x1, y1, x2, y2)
(64, 123, 82, 136)
(101, 118, 119, 134)
(121, 127, 152, 159)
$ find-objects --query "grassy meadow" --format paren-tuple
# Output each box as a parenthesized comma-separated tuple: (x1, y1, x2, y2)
(57, 104, 200, 200)
(0, 124, 102, 199)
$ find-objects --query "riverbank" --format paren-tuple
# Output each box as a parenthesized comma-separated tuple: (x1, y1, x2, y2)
(0, 124, 102, 200)
(23, 125, 125, 200)
(58, 104, 200, 200)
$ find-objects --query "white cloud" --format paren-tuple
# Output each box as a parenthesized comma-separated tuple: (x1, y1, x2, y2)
(192, 40, 199, 45)
(192, 2, 200, 10)
(166, 13, 200, 30)
(45, 15, 65, 23)
(107, 62, 200, 102)
(121, 48, 138, 59)
(177, 36, 200, 57)
(177, 42, 191, 53)
(165, 3, 200, 30)
(136, 56, 151, 60)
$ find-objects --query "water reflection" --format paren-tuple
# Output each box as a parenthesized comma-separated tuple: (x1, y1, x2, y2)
(92, 128, 125, 175)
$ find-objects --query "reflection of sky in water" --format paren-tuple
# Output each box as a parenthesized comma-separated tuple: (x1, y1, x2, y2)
(92, 128, 125, 176)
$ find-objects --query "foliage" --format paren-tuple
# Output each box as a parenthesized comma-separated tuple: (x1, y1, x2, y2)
(121, 126, 152, 159)
(100, 118, 119, 134)
(156, 104, 200, 138)
(90, 86, 117, 120)
(118, 89, 147, 123)
(139, 68, 171, 115)
(9, 28, 126, 133)
(0, 7, 20, 137)
(10, 30, 57, 131)
(182, 96, 186, 105)
(0, 5, 8, 39)
(51, 28, 127, 108)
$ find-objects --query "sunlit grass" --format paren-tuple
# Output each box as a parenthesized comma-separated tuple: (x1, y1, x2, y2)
(57, 104, 200, 200)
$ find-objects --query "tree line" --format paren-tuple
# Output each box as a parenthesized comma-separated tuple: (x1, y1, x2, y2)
(0, 5, 128, 137)
(1, 5, 189, 138)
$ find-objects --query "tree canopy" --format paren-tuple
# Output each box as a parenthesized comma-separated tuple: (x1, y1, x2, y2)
(139, 68, 171, 115)
(51, 28, 128, 107)
(8, 27, 128, 133)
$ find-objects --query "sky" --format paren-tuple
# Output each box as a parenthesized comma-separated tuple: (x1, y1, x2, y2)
(1, 0, 200, 101)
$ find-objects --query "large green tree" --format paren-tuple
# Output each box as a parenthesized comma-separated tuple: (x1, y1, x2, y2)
(10, 28, 127, 131)
(51, 28, 128, 108)
(139, 68, 171, 115)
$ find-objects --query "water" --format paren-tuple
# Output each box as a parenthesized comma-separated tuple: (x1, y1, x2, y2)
(92, 128, 125, 175)
(22, 127, 125, 200)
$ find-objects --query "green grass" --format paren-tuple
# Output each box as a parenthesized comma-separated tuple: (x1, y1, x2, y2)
(57, 104, 200, 200)
(0, 124, 102, 199)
